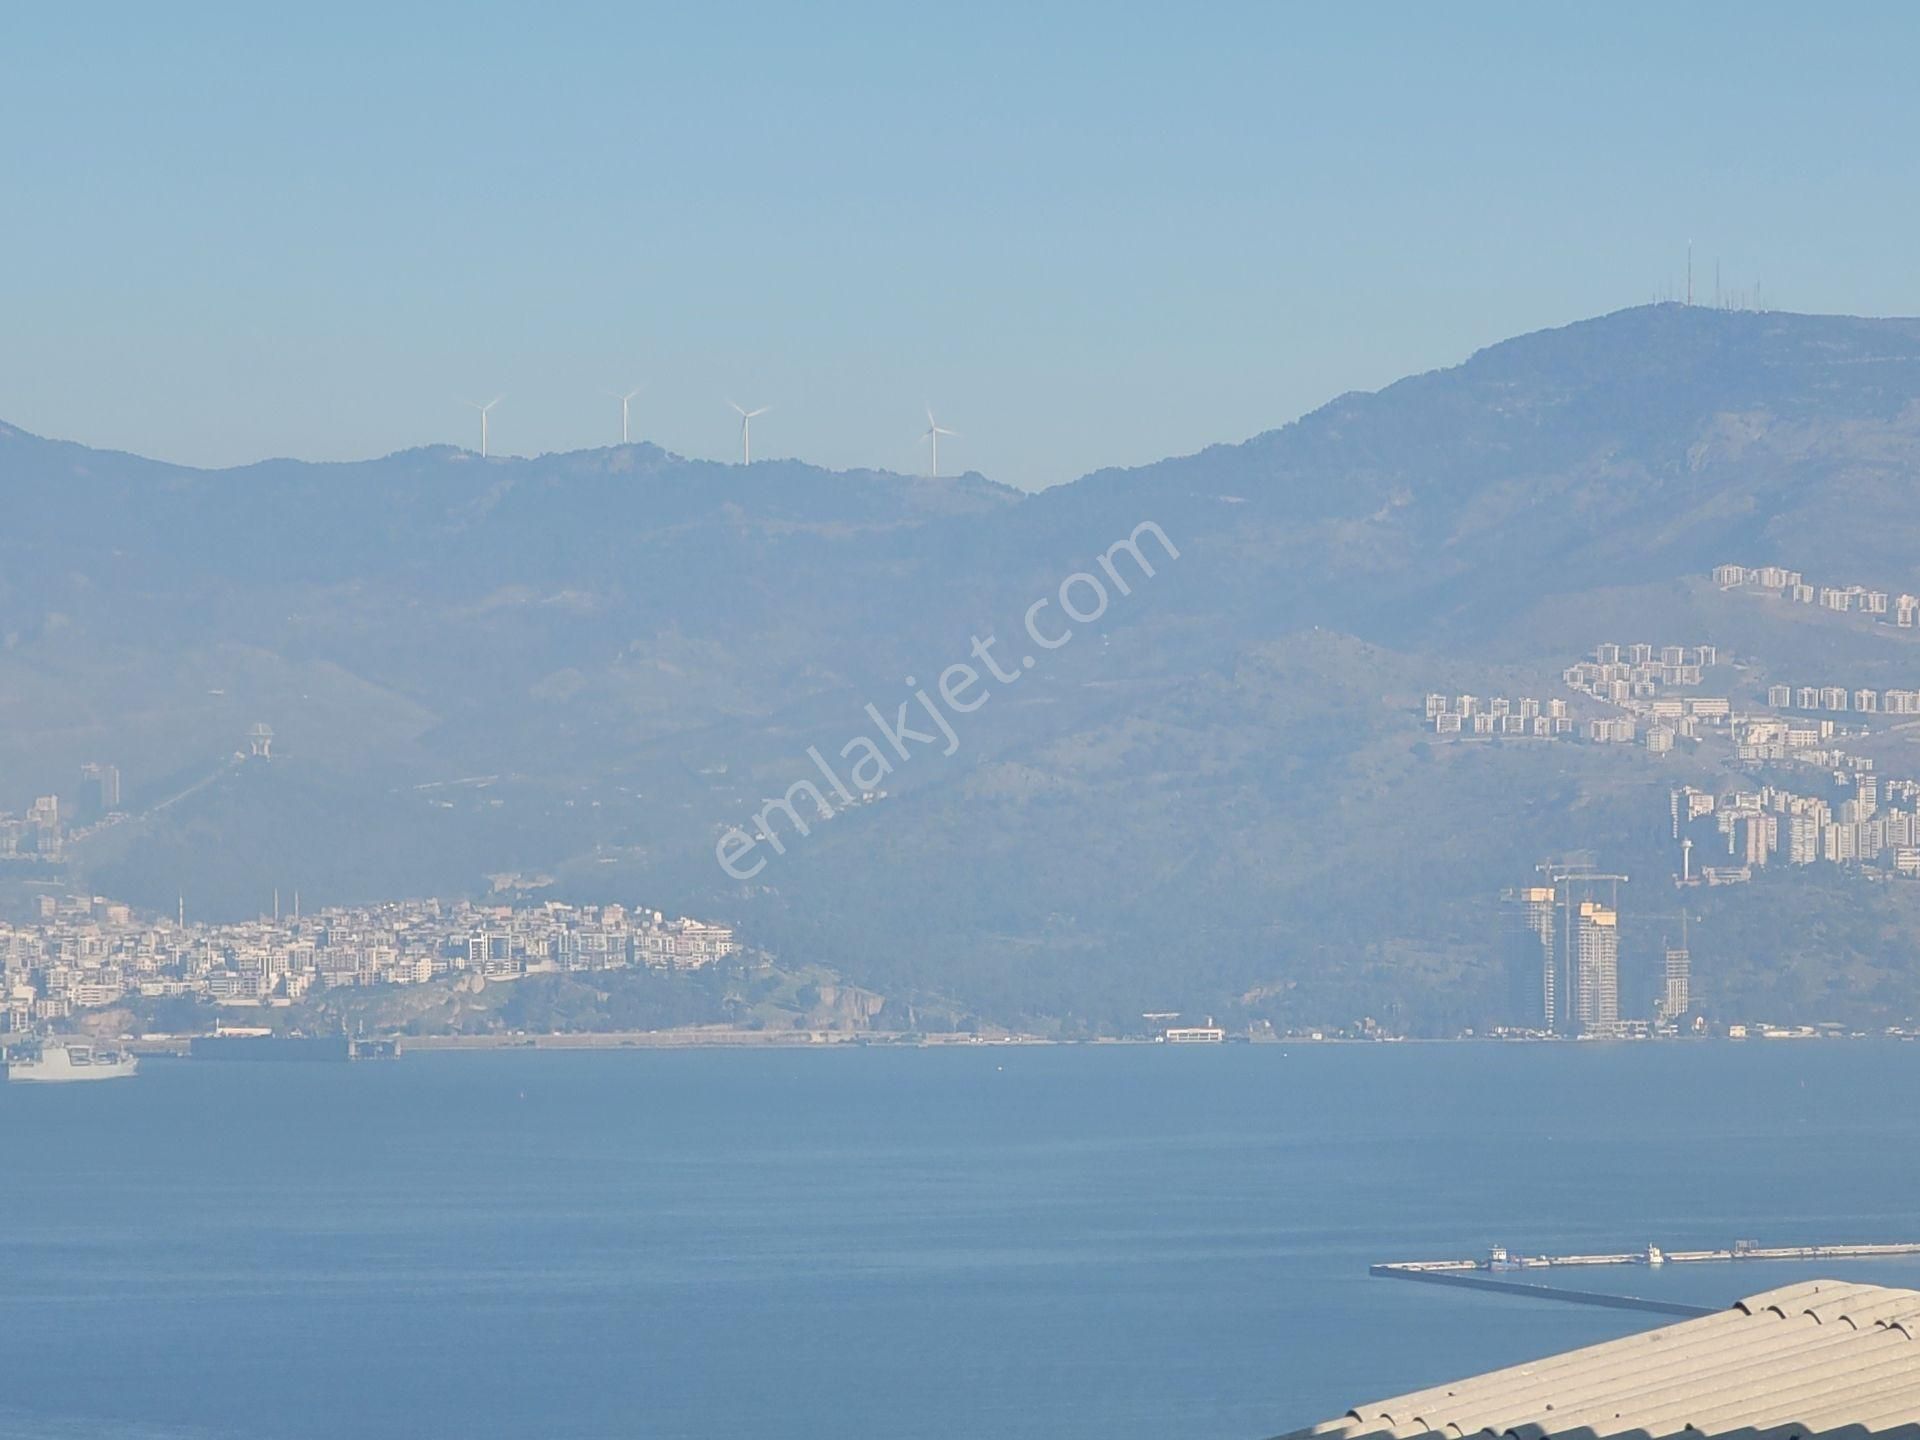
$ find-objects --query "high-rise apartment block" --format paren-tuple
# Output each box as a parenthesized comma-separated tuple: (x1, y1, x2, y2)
(1500, 887, 1558, 1031)
(1657, 944, 1691, 1028)
(1573, 902, 1619, 1036)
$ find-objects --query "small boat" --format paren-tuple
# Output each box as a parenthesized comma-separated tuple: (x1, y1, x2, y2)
(3, 1042, 140, 1083)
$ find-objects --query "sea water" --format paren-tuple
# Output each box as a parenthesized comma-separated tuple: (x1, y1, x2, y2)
(3, 1041, 1918, 1440)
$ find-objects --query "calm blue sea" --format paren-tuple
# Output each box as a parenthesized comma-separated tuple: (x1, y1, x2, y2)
(3, 1042, 1919, 1440)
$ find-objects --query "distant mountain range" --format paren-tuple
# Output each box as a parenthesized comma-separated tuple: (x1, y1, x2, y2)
(11, 303, 1920, 1031)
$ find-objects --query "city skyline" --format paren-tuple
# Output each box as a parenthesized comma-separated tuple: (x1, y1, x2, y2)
(1, 891, 741, 1029)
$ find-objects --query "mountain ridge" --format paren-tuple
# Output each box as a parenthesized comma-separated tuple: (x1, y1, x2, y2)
(12, 303, 1920, 1031)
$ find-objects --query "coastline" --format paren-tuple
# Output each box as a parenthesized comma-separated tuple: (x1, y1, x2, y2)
(107, 1028, 1920, 1058)
(400, 1028, 1059, 1051)
(119, 1028, 1074, 1056)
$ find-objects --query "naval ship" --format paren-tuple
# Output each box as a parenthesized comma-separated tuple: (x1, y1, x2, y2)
(2, 1041, 140, 1083)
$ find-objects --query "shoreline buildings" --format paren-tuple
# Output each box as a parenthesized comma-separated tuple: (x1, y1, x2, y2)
(0, 895, 740, 1032)
(1499, 864, 1676, 1038)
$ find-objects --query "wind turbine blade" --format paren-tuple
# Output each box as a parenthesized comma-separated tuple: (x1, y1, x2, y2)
(729, 399, 746, 416)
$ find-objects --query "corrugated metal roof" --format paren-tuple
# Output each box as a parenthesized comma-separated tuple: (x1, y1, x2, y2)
(1280, 1280, 1920, 1440)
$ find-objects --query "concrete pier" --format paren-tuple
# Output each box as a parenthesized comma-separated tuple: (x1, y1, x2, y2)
(1373, 1241, 1920, 1276)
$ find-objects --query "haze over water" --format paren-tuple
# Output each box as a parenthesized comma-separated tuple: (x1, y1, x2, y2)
(3, 1043, 1918, 1440)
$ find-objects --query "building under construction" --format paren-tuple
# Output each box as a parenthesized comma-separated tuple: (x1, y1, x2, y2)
(1499, 886, 1557, 1030)
(1573, 900, 1619, 1033)
(1657, 940, 1692, 1028)
(1499, 864, 1626, 1037)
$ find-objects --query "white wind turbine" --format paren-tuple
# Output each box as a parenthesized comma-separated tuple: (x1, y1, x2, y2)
(608, 384, 644, 444)
(460, 396, 503, 457)
(729, 400, 770, 464)
(922, 405, 958, 478)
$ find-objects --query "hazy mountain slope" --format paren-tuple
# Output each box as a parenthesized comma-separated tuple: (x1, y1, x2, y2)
(1033, 305, 1920, 645)
(12, 304, 1920, 1029)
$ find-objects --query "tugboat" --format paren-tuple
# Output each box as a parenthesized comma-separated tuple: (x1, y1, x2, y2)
(3, 1040, 140, 1083)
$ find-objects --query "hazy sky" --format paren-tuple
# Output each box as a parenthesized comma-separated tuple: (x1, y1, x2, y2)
(4, 3, 1918, 488)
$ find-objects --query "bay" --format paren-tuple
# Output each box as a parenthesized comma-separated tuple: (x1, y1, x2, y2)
(3, 1042, 1918, 1439)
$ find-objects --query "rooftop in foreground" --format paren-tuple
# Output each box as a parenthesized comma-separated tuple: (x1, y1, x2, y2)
(1279, 1280, 1920, 1440)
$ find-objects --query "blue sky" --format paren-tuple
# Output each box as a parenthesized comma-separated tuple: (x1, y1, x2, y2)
(3, 3, 1917, 488)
